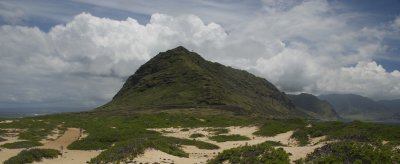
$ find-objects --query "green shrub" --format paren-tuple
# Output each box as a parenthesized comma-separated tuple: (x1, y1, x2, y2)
(189, 133, 204, 138)
(190, 133, 205, 138)
(89, 139, 147, 163)
(291, 129, 310, 146)
(180, 128, 190, 131)
(1, 140, 43, 149)
(305, 141, 400, 163)
(263, 140, 286, 146)
(254, 119, 306, 136)
(209, 134, 250, 142)
(4, 148, 60, 164)
(206, 128, 229, 135)
(207, 142, 290, 164)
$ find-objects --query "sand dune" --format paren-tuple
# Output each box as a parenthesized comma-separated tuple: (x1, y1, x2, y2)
(139, 126, 327, 164)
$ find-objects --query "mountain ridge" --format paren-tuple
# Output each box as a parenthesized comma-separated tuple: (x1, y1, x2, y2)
(318, 94, 398, 121)
(288, 93, 341, 121)
(97, 46, 307, 118)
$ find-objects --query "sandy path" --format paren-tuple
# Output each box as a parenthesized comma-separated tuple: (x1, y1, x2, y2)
(0, 127, 101, 164)
(34, 128, 102, 164)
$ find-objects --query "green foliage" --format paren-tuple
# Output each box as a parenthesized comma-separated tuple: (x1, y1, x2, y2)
(305, 141, 400, 163)
(291, 121, 400, 145)
(30, 113, 224, 163)
(206, 127, 229, 135)
(0, 118, 57, 142)
(254, 119, 307, 136)
(263, 140, 286, 146)
(1, 140, 43, 149)
(4, 148, 60, 164)
(190, 133, 205, 138)
(180, 128, 190, 131)
(291, 129, 310, 146)
(209, 134, 250, 142)
(207, 142, 290, 164)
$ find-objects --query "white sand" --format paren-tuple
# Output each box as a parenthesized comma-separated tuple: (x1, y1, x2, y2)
(34, 128, 102, 164)
(0, 127, 101, 164)
(0, 120, 13, 124)
(0, 135, 27, 163)
(140, 126, 330, 164)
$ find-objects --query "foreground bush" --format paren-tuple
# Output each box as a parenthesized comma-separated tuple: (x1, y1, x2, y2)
(4, 148, 60, 164)
(254, 119, 306, 136)
(1, 140, 43, 149)
(207, 142, 290, 164)
(305, 141, 400, 163)
(209, 134, 250, 142)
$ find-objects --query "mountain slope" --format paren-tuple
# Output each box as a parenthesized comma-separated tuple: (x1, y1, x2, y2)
(378, 99, 400, 112)
(97, 46, 305, 118)
(288, 93, 341, 120)
(318, 94, 388, 121)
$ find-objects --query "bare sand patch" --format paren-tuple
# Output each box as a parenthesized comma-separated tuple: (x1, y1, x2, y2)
(140, 126, 329, 164)
(0, 120, 13, 124)
(35, 128, 102, 164)
(0, 127, 101, 164)
(0, 135, 27, 163)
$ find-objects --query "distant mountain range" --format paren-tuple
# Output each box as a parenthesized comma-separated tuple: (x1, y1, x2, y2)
(288, 93, 341, 121)
(319, 94, 400, 121)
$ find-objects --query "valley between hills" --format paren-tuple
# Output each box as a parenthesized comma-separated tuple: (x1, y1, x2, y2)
(0, 47, 399, 163)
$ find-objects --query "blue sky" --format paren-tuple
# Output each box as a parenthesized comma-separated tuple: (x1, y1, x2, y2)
(0, 0, 399, 108)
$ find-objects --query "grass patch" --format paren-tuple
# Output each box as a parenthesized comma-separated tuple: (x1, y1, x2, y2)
(1, 140, 43, 149)
(254, 119, 306, 136)
(180, 128, 190, 131)
(291, 129, 310, 146)
(305, 141, 400, 163)
(206, 128, 229, 135)
(4, 148, 60, 164)
(209, 134, 250, 142)
(291, 120, 400, 145)
(263, 140, 286, 146)
(208, 142, 290, 164)
(190, 133, 205, 138)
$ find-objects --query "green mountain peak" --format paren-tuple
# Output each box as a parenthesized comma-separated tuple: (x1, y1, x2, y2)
(98, 46, 304, 118)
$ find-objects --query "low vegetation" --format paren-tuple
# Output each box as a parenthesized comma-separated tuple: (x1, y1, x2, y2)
(206, 128, 229, 135)
(254, 119, 307, 136)
(304, 141, 400, 163)
(1, 112, 400, 163)
(291, 121, 400, 145)
(189, 133, 205, 138)
(1, 140, 43, 149)
(209, 134, 250, 142)
(4, 148, 60, 164)
(263, 140, 286, 146)
(207, 142, 290, 164)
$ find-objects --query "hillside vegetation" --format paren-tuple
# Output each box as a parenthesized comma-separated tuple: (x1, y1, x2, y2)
(98, 46, 306, 118)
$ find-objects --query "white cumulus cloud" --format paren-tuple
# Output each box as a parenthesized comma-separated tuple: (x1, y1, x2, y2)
(1, 0, 400, 108)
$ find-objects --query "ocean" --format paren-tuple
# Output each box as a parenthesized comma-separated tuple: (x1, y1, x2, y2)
(0, 107, 93, 118)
